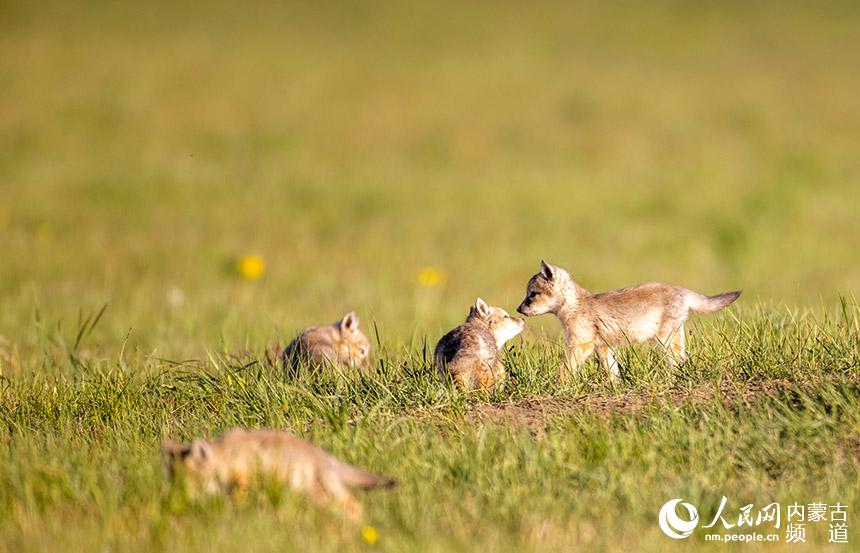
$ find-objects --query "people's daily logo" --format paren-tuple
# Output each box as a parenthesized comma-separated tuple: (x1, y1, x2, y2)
(659, 499, 699, 539)
(657, 496, 849, 544)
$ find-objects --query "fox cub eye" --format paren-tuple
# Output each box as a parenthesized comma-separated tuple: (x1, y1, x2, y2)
(528, 291, 539, 299)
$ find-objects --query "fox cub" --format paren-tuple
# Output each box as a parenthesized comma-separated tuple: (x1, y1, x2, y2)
(282, 312, 371, 371)
(435, 298, 525, 389)
(163, 428, 395, 519)
(518, 260, 740, 381)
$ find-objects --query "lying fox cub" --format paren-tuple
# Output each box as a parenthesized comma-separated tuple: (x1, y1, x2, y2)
(282, 311, 371, 372)
(518, 261, 740, 381)
(163, 428, 395, 519)
(435, 298, 525, 390)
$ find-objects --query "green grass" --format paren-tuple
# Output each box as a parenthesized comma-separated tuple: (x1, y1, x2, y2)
(1, 1, 859, 551)
(1, 306, 858, 551)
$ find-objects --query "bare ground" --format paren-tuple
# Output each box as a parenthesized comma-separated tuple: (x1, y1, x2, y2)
(467, 379, 808, 433)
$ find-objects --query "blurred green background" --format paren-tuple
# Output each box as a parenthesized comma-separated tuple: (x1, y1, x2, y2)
(1, 0, 859, 358)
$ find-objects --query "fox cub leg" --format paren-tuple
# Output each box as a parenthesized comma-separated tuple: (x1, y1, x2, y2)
(319, 474, 364, 521)
(562, 341, 594, 380)
(658, 323, 686, 368)
(595, 343, 620, 382)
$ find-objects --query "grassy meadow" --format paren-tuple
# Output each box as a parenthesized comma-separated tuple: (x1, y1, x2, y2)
(1, 1, 859, 551)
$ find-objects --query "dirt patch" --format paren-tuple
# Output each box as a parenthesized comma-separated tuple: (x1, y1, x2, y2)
(840, 436, 860, 462)
(468, 379, 799, 433)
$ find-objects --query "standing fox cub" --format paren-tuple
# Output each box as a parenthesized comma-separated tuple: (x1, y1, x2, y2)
(435, 298, 525, 389)
(163, 428, 395, 519)
(282, 312, 371, 371)
(518, 261, 740, 381)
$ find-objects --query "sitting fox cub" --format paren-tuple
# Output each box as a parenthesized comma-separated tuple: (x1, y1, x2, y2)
(282, 312, 371, 371)
(518, 261, 740, 381)
(435, 298, 525, 389)
(163, 428, 395, 519)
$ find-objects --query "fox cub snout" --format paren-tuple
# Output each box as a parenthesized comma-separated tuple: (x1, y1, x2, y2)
(519, 260, 740, 381)
(435, 297, 525, 390)
(282, 312, 371, 371)
(163, 428, 395, 519)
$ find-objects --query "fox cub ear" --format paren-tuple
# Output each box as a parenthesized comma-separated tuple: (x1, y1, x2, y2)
(189, 439, 213, 462)
(539, 260, 555, 280)
(474, 298, 491, 318)
(162, 440, 190, 458)
(340, 311, 360, 332)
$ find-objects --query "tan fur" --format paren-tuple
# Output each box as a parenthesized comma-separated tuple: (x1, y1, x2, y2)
(517, 260, 740, 381)
(435, 298, 525, 390)
(282, 311, 371, 372)
(163, 428, 395, 519)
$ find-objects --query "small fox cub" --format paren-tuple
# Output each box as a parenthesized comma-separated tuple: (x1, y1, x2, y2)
(163, 428, 395, 519)
(435, 298, 525, 389)
(517, 261, 740, 381)
(282, 312, 371, 371)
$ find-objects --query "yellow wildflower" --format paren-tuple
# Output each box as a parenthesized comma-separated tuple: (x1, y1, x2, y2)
(237, 255, 265, 280)
(417, 266, 446, 288)
(361, 525, 379, 545)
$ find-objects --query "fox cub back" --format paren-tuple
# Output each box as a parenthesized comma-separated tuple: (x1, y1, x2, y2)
(163, 428, 394, 519)
(282, 311, 371, 372)
(435, 298, 524, 390)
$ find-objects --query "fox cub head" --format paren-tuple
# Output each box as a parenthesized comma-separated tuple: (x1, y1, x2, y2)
(469, 297, 525, 348)
(162, 439, 220, 494)
(333, 312, 372, 369)
(517, 260, 573, 316)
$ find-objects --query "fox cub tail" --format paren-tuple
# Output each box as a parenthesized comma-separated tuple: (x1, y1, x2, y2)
(339, 462, 397, 490)
(687, 290, 742, 313)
